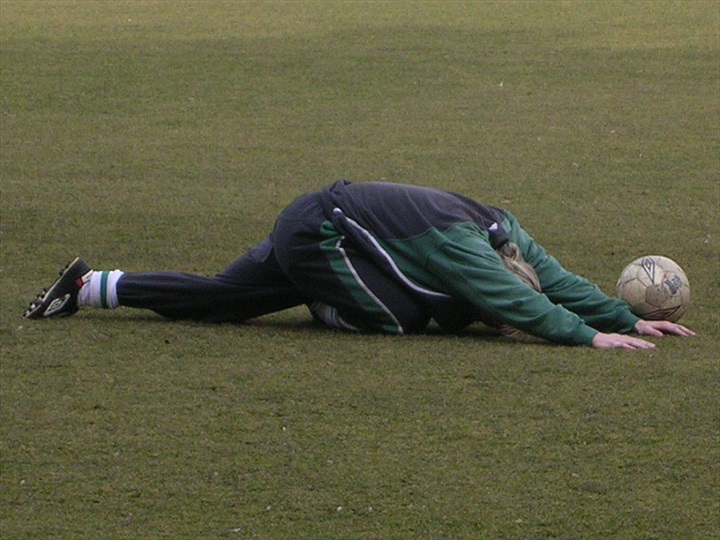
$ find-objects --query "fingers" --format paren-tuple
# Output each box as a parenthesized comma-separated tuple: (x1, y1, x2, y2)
(668, 323, 696, 337)
(639, 325, 664, 338)
(657, 322, 695, 336)
(596, 320, 696, 350)
(592, 333, 657, 350)
(635, 320, 696, 338)
(620, 335, 657, 350)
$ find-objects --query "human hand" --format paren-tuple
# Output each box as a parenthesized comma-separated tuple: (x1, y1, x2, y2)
(634, 320, 696, 338)
(591, 332, 657, 350)
(591, 320, 696, 350)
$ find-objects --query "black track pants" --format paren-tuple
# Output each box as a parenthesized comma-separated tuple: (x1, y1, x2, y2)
(116, 238, 305, 322)
(116, 192, 430, 332)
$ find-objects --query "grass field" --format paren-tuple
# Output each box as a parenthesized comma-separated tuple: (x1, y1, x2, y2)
(1, 1, 719, 538)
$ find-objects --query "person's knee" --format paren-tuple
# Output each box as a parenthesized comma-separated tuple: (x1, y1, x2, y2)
(396, 309, 430, 334)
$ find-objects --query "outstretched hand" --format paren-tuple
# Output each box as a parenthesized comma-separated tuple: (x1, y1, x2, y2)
(634, 320, 696, 338)
(591, 320, 696, 350)
(592, 333, 657, 350)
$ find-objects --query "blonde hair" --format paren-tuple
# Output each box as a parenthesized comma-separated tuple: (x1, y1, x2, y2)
(494, 242, 542, 340)
(497, 242, 541, 291)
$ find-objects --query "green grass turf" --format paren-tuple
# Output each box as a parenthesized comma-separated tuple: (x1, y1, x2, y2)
(1, 1, 718, 538)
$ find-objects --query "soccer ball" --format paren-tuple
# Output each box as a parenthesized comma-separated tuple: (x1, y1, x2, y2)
(615, 255, 690, 322)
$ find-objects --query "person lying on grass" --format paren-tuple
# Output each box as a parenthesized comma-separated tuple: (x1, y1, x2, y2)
(24, 179, 694, 350)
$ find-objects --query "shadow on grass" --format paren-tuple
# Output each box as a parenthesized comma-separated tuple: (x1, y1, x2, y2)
(66, 308, 560, 347)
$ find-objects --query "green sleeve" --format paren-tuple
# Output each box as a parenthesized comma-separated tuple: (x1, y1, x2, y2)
(422, 224, 599, 345)
(503, 212, 640, 334)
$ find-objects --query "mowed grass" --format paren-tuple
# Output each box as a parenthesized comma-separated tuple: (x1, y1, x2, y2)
(1, 1, 718, 538)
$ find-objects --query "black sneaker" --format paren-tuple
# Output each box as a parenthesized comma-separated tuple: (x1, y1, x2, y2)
(23, 257, 92, 319)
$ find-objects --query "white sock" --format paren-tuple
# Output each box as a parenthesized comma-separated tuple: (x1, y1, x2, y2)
(308, 302, 360, 332)
(78, 270, 124, 309)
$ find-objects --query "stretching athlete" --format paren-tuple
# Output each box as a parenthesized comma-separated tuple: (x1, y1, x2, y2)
(23, 180, 694, 349)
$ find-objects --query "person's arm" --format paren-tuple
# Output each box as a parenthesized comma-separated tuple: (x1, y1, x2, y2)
(502, 213, 695, 345)
(505, 213, 641, 333)
(423, 224, 598, 345)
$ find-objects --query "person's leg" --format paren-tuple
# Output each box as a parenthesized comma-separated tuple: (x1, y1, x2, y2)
(23, 238, 306, 322)
(272, 193, 429, 334)
(324, 242, 430, 334)
(116, 238, 306, 322)
(429, 298, 478, 333)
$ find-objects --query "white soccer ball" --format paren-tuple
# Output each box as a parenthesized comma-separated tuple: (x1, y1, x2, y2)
(615, 255, 690, 322)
